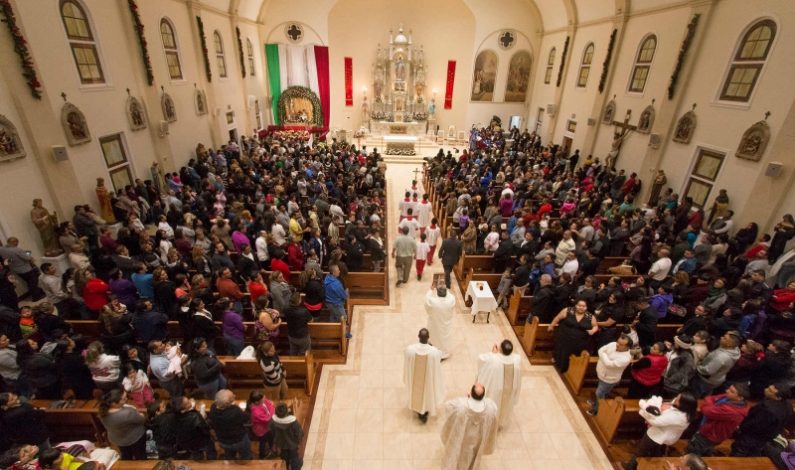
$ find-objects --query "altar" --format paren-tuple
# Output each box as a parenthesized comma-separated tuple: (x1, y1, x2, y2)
(384, 135, 418, 155)
(371, 120, 426, 136)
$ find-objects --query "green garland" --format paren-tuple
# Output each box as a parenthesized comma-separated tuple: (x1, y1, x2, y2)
(668, 14, 700, 99)
(556, 36, 569, 87)
(127, 0, 153, 86)
(0, 0, 42, 99)
(598, 29, 617, 94)
(236, 26, 246, 78)
(196, 16, 211, 82)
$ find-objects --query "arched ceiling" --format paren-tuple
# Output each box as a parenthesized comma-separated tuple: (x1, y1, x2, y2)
(201, 0, 634, 31)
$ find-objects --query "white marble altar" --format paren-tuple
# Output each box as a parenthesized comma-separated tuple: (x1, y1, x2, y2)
(383, 135, 418, 155)
(371, 120, 426, 136)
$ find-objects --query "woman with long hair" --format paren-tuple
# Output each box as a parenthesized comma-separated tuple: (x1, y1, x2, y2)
(98, 389, 147, 460)
(247, 390, 276, 459)
(548, 299, 598, 373)
(15, 338, 60, 399)
(623, 392, 698, 470)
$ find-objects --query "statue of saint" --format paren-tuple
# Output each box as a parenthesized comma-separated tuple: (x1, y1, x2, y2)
(648, 170, 667, 207)
(30, 199, 60, 256)
(428, 99, 436, 117)
(395, 57, 407, 81)
(96, 177, 116, 224)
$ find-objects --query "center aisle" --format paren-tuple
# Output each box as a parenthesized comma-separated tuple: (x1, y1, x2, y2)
(302, 159, 612, 470)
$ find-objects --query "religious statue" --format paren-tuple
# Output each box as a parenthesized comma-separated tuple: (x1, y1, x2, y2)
(395, 56, 407, 81)
(428, 98, 436, 117)
(150, 162, 165, 195)
(361, 96, 369, 124)
(0, 128, 19, 156)
(95, 177, 116, 224)
(30, 199, 60, 256)
(672, 107, 697, 144)
(736, 118, 771, 161)
(648, 170, 667, 207)
(196, 90, 207, 115)
(602, 99, 616, 124)
(162, 93, 177, 122)
(638, 108, 653, 133)
(61, 101, 91, 146)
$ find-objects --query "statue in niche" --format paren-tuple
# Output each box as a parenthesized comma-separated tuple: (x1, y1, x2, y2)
(61, 103, 91, 146)
(637, 104, 655, 134)
(162, 92, 177, 122)
(374, 66, 385, 101)
(30, 199, 60, 256)
(602, 99, 616, 124)
(672, 109, 697, 144)
(195, 89, 207, 115)
(0, 115, 25, 162)
(127, 96, 146, 131)
(735, 118, 771, 161)
(428, 98, 436, 117)
(395, 56, 407, 81)
(648, 170, 667, 207)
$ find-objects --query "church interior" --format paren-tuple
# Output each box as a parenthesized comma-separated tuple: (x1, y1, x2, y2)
(0, 0, 795, 469)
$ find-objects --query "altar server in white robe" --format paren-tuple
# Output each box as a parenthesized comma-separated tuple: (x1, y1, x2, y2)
(403, 328, 445, 423)
(425, 285, 455, 359)
(441, 383, 499, 470)
(477, 339, 523, 427)
(416, 194, 433, 233)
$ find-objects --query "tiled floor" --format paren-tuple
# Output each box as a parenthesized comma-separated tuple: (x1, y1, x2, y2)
(302, 149, 612, 469)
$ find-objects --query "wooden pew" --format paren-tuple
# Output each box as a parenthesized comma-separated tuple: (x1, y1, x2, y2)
(66, 320, 347, 360)
(113, 462, 286, 469)
(562, 351, 591, 396)
(31, 400, 106, 445)
(637, 457, 775, 469)
(454, 253, 496, 280)
(506, 291, 533, 325)
(597, 256, 630, 274)
(220, 352, 315, 395)
(519, 319, 681, 358)
(275, 270, 389, 305)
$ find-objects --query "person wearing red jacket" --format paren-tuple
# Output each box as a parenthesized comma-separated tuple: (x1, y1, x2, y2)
(270, 250, 292, 284)
(686, 383, 750, 456)
(770, 280, 795, 313)
(82, 270, 109, 317)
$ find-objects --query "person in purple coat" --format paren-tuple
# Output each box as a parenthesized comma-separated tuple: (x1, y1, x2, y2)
(220, 297, 245, 356)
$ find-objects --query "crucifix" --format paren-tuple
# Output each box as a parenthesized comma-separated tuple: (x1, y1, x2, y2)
(606, 109, 636, 169)
(412, 167, 420, 183)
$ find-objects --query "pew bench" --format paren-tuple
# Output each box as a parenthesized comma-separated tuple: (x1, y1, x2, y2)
(219, 352, 315, 395)
(506, 291, 533, 325)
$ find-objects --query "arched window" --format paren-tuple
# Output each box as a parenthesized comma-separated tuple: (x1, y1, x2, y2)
(628, 35, 656, 93)
(159, 19, 183, 80)
(544, 47, 556, 85)
(214, 31, 227, 78)
(246, 38, 255, 76)
(577, 43, 595, 87)
(59, 0, 105, 84)
(720, 19, 776, 102)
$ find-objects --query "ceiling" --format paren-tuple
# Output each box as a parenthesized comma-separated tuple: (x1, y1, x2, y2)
(203, 1, 665, 32)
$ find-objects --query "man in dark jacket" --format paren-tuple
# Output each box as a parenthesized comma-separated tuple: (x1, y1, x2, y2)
(0, 306, 21, 343)
(493, 231, 515, 273)
(132, 300, 168, 345)
(633, 298, 658, 352)
(438, 231, 462, 289)
(283, 291, 313, 355)
(173, 395, 216, 460)
(531, 274, 556, 323)
(0, 393, 50, 449)
(271, 402, 304, 470)
(750, 341, 792, 399)
(731, 382, 793, 456)
(207, 389, 251, 460)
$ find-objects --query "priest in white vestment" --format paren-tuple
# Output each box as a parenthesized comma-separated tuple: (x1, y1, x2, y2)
(441, 383, 499, 470)
(477, 339, 523, 427)
(403, 328, 445, 423)
(425, 286, 455, 359)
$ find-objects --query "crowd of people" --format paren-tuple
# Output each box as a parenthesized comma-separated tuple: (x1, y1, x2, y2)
(424, 126, 795, 469)
(0, 134, 390, 469)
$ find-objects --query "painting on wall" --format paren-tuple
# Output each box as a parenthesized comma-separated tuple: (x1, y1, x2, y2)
(126, 96, 147, 131)
(504, 50, 532, 103)
(61, 102, 91, 146)
(0, 115, 25, 162)
(471, 50, 498, 102)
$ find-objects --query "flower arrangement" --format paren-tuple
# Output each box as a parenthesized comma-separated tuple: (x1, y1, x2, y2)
(271, 130, 310, 141)
(127, 0, 153, 86)
(556, 35, 570, 88)
(196, 16, 211, 82)
(668, 14, 701, 100)
(236, 26, 246, 78)
(0, 0, 42, 99)
(598, 29, 617, 94)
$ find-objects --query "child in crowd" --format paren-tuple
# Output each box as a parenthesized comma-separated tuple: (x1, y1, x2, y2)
(121, 363, 154, 408)
(425, 218, 441, 266)
(18, 306, 37, 338)
(165, 342, 187, 378)
(496, 267, 513, 310)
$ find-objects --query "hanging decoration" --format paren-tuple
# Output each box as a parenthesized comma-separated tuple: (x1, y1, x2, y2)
(598, 29, 617, 94)
(556, 36, 569, 87)
(344, 57, 353, 106)
(0, 0, 42, 99)
(444, 60, 456, 109)
(236, 26, 246, 78)
(126, 0, 153, 86)
(668, 14, 700, 100)
(196, 16, 211, 82)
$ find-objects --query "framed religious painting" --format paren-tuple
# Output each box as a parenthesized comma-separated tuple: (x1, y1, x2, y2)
(0, 115, 26, 162)
(126, 96, 147, 131)
(683, 178, 712, 208)
(61, 102, 91, 146)
(691, 149, 724, 182)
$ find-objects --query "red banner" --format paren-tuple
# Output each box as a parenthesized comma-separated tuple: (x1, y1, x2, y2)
(344, 57, 353, 106)
(444, 60, 456, 109)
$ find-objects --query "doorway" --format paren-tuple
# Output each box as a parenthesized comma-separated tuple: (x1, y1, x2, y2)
(228, 128, 238, 144)
(509, 115, 522, 131)
(561, 136, 573, 156)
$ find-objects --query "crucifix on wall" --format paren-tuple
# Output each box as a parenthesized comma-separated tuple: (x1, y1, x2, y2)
(606, 109, 636, 169)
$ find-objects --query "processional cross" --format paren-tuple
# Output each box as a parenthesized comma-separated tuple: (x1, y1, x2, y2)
(412, 167, 420, 182)
(607, 109, 636, 169)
